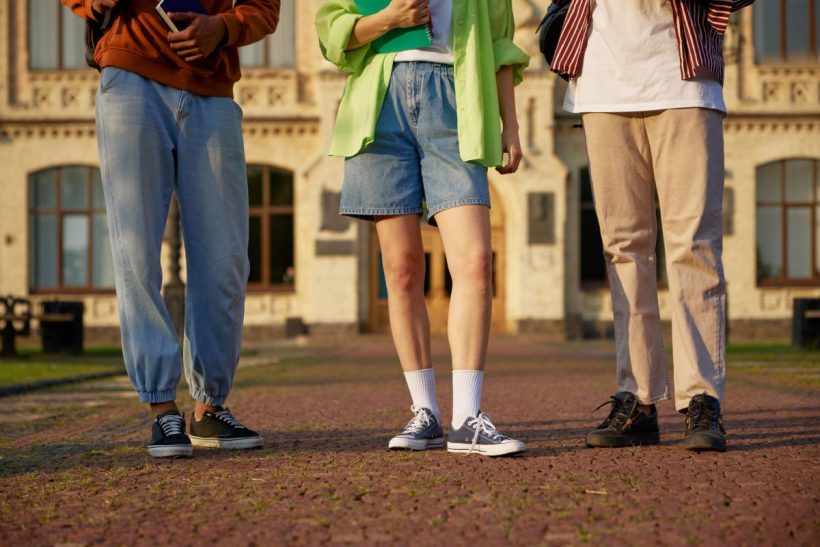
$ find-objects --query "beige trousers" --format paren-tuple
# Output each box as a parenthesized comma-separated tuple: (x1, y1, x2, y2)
(582, 108, 726, 411)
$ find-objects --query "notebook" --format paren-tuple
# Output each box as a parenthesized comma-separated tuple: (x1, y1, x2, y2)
(155, 0, 208, 33)
(356, 0, 433, 53)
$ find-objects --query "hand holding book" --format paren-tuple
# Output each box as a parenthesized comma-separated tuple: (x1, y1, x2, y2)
(348, 0, 432, 53)
(156, 0, 227, 62)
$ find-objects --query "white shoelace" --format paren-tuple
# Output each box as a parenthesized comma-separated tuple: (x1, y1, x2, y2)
(214, 408, 246, 429)
(157, 414, 184, 436)
(466, 412, 508, 454)
(402, 405, 433, 435)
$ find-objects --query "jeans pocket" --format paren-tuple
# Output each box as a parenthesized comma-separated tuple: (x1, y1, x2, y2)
(99, 67, 124, 94)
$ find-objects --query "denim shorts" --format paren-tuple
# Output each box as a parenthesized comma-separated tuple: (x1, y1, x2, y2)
(340, 62, 490, 226)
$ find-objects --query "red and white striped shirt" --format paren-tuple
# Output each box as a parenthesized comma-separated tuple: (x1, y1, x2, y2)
(551, 0, 756, 83)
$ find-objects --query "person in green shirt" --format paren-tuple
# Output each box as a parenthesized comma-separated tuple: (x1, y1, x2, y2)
(317, 0, 530, 457)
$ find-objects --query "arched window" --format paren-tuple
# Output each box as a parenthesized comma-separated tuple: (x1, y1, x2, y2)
(754, 0, 819, 63)
(28, 0, 86, 70)
(756, 159, 820, 285)
(239, 0, 296, 69)
(247, 165, 295, 290)
(29, 166, 114, 292)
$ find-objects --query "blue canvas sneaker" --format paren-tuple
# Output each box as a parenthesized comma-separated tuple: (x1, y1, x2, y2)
(388, 406, 445, 451)
(447, 412, 526, 457)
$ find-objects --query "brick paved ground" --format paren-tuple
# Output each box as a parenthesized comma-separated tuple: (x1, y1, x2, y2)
(1, 336, 818, 546)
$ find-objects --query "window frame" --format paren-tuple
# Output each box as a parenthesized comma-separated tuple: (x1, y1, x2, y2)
(27, 0, 88, 71)
(28, 165, 115, 295)
(247, 165, 296, 293)
(756, 159, 820, 287)
(753, 0, 819, 64)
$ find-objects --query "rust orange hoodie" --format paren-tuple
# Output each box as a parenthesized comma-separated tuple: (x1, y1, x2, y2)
(62, 0, 281, 98)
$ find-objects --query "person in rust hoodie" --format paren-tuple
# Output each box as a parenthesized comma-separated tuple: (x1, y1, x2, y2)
(63, 0, 280, 458)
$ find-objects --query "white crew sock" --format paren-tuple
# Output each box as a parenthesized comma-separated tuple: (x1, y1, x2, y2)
(452, 370, 484, 429)
(403, 368, 440, 420)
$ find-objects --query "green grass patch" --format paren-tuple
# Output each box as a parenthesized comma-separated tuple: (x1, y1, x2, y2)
(726, 343, 820, 364)
(0, 360, 123, 387)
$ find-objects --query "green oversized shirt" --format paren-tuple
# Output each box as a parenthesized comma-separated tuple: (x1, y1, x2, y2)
(316, 0, 530, 168)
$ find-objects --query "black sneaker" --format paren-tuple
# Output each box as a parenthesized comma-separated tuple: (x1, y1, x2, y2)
(683, 393, 726, 452)
(585, 391, 660, 448)
(189, 407, 263, 450)
(148, 410, 193, 458)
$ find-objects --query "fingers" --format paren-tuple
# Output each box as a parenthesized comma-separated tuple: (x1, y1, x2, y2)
(169, 11, 199, 22)
(495, 147, 522, 175)
(170, 39, 197, 51)
(167, 26, 195, 43)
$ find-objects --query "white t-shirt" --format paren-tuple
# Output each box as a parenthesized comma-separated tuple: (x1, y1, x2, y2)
(394, 0, 453, 64)
(563, 0, 726, 114)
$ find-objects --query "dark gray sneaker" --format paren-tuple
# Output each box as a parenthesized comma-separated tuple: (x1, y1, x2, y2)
(148, 410, 193, 458)
(684, 393, 727, 452)
(189, 407, 263, 450)
(388, 406, 445, 451)
(447, 412, 526, 457)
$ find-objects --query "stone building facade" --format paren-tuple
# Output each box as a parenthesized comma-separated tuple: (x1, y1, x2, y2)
(0, 1, 818, 343)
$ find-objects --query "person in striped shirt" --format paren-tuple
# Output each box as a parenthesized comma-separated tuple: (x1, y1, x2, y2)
(552, 0, 755, 452)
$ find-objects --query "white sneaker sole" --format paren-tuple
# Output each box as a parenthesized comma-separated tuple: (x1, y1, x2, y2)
(148, 445, 193, 458)
(189, 435, 264, 450)
(388, 436, 445, 451)
(447, 440, 527, 457)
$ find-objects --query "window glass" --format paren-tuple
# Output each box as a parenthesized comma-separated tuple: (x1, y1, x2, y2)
(786, 208, 812, 277)
(816, 206, 820, 276)
(92, 170, 106, 209)
(785, 159, 814, 203)
(785, 0, 810, 60)
(268, 0, 296, 68)
(63, 215, 89, 286)
(269, 214, 294, 284)
(30, 170, 57, 209)
(269, 170, 294, 206)
(239, 41, 265, 67)
(248, 216, 262, 283)
(61, 8, 86, 68)
(247, 166, 264, 206)
(756, 163, 781, 202)
(29, 0, 58, 69)
(31, 215, 58, 288)
(754, 1, 781, 63)
(61, 167, 89, 209)
(756, 206, 783, 279)
(92, 214, 114, 288)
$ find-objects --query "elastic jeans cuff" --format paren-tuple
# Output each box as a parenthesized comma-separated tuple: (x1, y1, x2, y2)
(189, 388, 228, 407)
(138, 389, 177, 404)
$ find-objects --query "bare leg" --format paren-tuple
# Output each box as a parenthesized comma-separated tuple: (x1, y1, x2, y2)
(375, 215, 432, 372)
(433, 205, 493, 371)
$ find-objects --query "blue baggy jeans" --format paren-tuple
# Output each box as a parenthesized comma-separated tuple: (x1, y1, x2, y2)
(95, 67, 249, 405)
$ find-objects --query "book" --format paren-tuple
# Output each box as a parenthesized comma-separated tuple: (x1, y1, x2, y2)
(155, 0, 208, 33)
(356, 0, 433, 53)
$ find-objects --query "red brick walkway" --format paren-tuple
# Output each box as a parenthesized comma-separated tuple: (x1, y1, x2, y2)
(1, 336, 818, 545)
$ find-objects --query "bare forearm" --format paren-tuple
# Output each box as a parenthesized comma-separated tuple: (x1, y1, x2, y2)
(496, 66, 519, 131)
(347, 11, 396, 50)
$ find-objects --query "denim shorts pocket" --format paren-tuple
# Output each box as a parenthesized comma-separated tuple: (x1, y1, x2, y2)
(99, 67, 123, 94)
